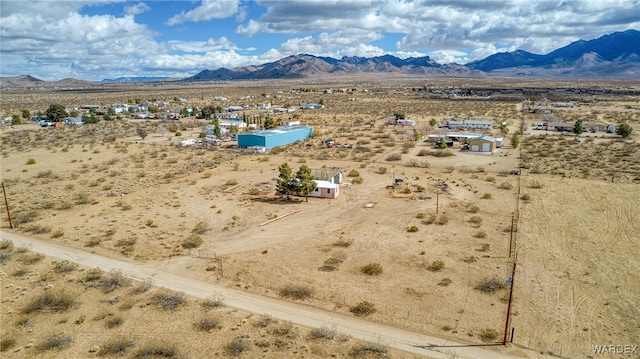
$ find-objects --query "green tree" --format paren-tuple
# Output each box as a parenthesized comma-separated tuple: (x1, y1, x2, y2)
(276, 163, 294, 198)
(573, 119, 583, 136)
(412, 128, 420, 141)
(264, 117, 277, 129)
(499, 122, 509, 137)
(180, 107, 190, 117)
(69, 109, 79, 117)
(429, 118, 437, 127)
(201, 106, 213, 119)
(511, 133, 520, 149)
(21, 109, 31, 120)
(394, 112, 405, 120)
(83, 113, 99, 124)
(107, 107, 116, 116)
(616, 123, 633, 138)
(11, 114, 21, 125)
(438, 137, 447, 149)
(229, 125, 239, 134)
(295, 165, 317, 202)
(45, 104, 67, 122)
(103, 114, 113, 121)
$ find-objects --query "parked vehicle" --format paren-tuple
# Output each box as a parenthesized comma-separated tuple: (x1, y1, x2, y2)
(606, 124, 615, 133)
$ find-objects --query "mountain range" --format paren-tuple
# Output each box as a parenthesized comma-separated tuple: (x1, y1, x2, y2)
(1, 30, 639, 87)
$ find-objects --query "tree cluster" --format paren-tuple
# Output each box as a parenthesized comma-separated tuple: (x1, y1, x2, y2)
(276, 163, 318, 201)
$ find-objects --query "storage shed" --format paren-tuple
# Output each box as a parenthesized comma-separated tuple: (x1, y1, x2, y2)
(310, 180, 339, 198)
(238, 126, 313, 149)
(467, 136, 497, 153)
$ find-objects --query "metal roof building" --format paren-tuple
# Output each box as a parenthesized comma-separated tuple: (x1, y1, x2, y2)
(238, 126, 313, 149)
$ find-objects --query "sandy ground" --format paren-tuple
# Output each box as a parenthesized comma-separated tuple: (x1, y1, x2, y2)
(1, 81, 639, 358)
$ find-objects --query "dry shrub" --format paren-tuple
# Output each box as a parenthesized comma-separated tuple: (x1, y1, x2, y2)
(309, 324, 337, 340)
(333, 237, 353, 247)
(407, 225, 419, 232)
(181, 234, 203, 249)
(350, 340, 388, 357)
(386, 153, 402, 161)
(105, 316, 124, 329)
(152, 288, 187, 310)
(53, 260, 77, 273)
(98, 336, 135, 356)
(469, 216, 483, 226)
(438, 278, 452, 286)
(279, 284, 313, 300)
(427, 261, 445, 272)
(467, 205, 480, 213)
(192, 221, 209, 234)
(134, 342, 181, 359)
(201, 294, 224, 311)
(0, 334, 16, 352)
(350, 301, 376, 317)
(36, 333, 72, 352)
(193, 317, 220, 332)
(479, 328, 500, 342)
(101, 269, 131, 293)
(361, 262, 383, 276)
(476, 277, 505, 293)
(498, 182, 513, 190)
(20, 252, 44, 264)
(225, 338, 251, 357)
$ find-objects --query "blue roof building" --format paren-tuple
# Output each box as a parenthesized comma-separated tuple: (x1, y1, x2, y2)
(238, 126, 313, 149)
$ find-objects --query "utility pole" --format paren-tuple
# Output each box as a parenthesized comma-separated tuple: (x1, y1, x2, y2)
(2, 182, 13, 229)
(503, 261, 517, 345)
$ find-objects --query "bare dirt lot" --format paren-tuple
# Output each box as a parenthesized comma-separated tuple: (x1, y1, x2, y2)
(1, 78, 639, 358)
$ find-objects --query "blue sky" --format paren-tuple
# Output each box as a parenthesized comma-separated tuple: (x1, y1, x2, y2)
(1, 0, 639, 81)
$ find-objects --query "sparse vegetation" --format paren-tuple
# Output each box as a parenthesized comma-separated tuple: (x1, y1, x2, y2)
(152, 288, 187, 310)
(427, 260, 445, 272)
(476, 277, 506, 293)
(350, 300, 376, 317)
(97, 336, 135, 356)
(181, 234, 203, 249)
(350, 340, 388, 357)
(279, 284, 314, 299)
(479, 328, 500, 342)
(361, 262, 383, 276)
(134, 342, 181, 359)
(37, 333, 72, 352)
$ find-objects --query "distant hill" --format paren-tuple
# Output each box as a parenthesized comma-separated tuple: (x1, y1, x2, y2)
(183, 54, 484, 81)
(101, 76, 172, 83)
(0, 75, 48, 88)
(466, 30, 640, 77)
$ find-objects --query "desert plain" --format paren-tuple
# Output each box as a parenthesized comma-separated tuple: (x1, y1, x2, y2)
(0, 77, 639, 358)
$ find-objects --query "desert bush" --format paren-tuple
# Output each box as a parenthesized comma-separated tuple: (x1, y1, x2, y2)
(431, 149, 454, 157)
(50, 229, 64, 238)
(435, 214, 449, 225)
(181, 234, 203, 249)
(193, 317, 220, 332)
(438, 278, 452, 286)
(74, 191, 91, 204)
(481, 192, 492, 199)
(26, 158, 36, 165)
(224, 179, 238, 186)
(467, 205, 480, 213)
(386, 153, 401, 161)
(309, 324, 337, 340)
(24, 291, 76, 313)
(520, 193, 531, 201)
(192, 221, 209, 234)
(53, 260, 77, 273)
(498, 182, 513, 190)
(462, 256, 478, 263)
(0, 334, 16, 352)
(24, 224, 51, 234)
(0, 239, 13, 250)
(352, 176, 364, 184)
(350, 340, 388, 357)
(407, 225, 419, 232)
(101, 269, 131, 293)
(469, 216, 483, 226)
(479, 328, 499, 342)
(248, 187, 260, 195)
(485, 176, 496, 182)
(201, 294, 225, 311)
(376, 167, 387, 174)
(279, 284, 313, 300)
(20, 252, 44, 264)
(478, 243, 491, 252)
(37, 333, 72, 352)
(97, 336, 135, 356)
(361, 262, 383, 276)
(105, 316, 124, 329)
(415, 212, 425, 219)
(152, 288, 187, 310)
(473, 231, 487, 239)
(134, 342, 181, 359)
(83, 268, 103, 282)
(476, 277, 505, 293)
(529, 179, 543, 188)
(347, 169, 360, 177)
(225, 338, 251, 357)
(350, 301, 376, 317)
(16, 210, 39, 224)
(0, 252, 12, 264)
(132, 278, 153, 294)
(428, 261, 445, 272)
(333, 237, 353, 247)
(417, 149, 430, 156)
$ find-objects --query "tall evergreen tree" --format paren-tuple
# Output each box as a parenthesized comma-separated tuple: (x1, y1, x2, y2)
(295, 165, 317, 202)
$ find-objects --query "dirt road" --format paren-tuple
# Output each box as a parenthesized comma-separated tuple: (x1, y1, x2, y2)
(2, 230, 533, 359)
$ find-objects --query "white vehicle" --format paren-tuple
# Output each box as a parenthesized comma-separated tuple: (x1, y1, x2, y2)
(178, 139, 196, 147)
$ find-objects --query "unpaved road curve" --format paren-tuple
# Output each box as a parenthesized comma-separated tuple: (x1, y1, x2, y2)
(2, 230, 528, 359)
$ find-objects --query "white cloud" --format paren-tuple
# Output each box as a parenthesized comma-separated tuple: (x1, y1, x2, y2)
(125, 2, 150, 16)
(166, 0, 240, 26)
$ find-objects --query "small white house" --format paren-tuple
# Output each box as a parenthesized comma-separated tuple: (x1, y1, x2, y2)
(280, 119, 301, 126)
(311, 181, 339, 198)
